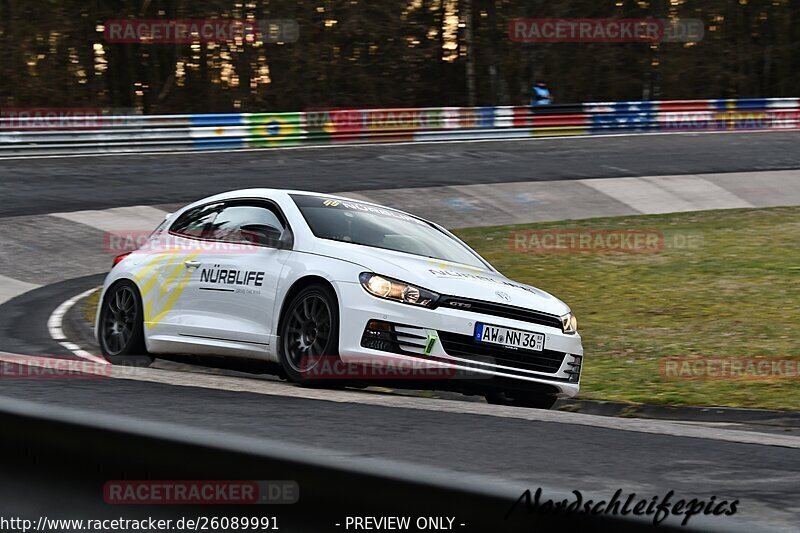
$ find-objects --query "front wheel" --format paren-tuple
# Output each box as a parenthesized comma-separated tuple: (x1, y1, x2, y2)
(98, 280, 153, 367)
(278, 284, 340, 386)
(485, 391, 558, 409)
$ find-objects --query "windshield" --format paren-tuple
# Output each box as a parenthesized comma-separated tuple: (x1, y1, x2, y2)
(291, 195, 488, 269)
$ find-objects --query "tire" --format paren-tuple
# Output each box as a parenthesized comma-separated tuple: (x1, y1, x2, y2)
(278, 283, 340, 386)
(485, 391, 558, 409)
(98, 280, 153, 367)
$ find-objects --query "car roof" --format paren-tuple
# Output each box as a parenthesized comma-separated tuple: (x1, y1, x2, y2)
(208, 188, 427, 221)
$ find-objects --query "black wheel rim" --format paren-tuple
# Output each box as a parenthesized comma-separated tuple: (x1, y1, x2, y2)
(102, 286, 137, 356)
(283, 294, 332, 373)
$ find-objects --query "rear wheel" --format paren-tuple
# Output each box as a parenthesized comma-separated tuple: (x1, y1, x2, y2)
(485, 391, 558, 409)
(99, 280, 153, 367)
(278, 284, 340, 386)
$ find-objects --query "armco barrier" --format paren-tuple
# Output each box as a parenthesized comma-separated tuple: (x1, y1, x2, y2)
(0, 97, 798, 155)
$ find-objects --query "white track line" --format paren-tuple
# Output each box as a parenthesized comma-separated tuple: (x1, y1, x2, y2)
(0, 128, 797, 161)
(47, 287, 107, 364)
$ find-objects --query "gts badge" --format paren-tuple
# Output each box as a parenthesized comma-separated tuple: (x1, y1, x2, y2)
(200, 265, 265, 287)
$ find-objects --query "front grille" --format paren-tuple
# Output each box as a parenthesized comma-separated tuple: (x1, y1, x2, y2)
(438, 331, 566, 374)
(436, 296, 563, 331)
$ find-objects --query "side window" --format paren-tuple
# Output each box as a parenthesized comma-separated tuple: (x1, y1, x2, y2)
(170, 203, 223, 239)
(210, 203, 287, 247)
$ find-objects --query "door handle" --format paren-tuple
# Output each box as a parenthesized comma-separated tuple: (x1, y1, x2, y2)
(184, 260, 201, 269)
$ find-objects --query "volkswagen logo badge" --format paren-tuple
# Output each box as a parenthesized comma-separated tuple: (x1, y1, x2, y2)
(496, 291, 511, 301)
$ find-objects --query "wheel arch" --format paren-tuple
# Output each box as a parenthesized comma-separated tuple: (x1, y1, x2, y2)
(275, 275, 340, 344)
(95, 275, 143, 342)
(96, 277, 151, 363)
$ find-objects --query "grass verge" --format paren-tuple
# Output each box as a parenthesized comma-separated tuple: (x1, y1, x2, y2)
(82, 288, 100, 325)
(455, 206, 800, 410)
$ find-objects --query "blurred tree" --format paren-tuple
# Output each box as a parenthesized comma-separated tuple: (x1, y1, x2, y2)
(0, 0, 797, 113)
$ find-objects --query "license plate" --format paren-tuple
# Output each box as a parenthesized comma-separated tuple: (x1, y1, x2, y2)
(474, 323, 545, 352)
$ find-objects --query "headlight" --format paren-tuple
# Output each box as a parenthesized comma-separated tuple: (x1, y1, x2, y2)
(561, 312, 578, 334)
(359, 273, 439, 308)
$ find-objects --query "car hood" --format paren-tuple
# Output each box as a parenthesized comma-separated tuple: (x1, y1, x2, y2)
(312, 240, 571, 316)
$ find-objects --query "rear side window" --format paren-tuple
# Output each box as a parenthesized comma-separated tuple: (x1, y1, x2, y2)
(211, 203, 287, 245)
(170, 200, 290, 248)
(169, 203, 224, 239)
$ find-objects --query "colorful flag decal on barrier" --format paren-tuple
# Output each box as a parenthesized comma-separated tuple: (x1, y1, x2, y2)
(305, 109, 366, 143)
(189, 113, 247, 149)
(587, 101, 657, 133)
(246, 112, 304, 147)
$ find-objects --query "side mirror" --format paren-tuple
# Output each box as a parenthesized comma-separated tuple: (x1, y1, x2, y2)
(240, 223, 284, 247)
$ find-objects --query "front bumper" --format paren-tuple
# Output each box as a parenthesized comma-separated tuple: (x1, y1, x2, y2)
(335, 282, 583, 398)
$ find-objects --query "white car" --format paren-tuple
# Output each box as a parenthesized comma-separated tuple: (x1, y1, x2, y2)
(96, 189, 583, 408)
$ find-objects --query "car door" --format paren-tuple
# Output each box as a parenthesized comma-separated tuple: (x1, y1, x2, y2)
(176, 199, 293, 356)
(136, 201, 224, 342)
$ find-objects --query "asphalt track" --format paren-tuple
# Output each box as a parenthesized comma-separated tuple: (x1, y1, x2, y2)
(2, 131, 800, 217)
(1, 131, 799, 531)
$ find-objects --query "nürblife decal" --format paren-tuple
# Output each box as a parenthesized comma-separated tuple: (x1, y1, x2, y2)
(200, 264, 265, 287)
